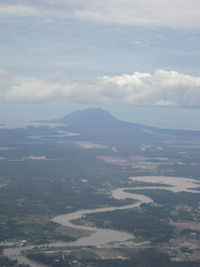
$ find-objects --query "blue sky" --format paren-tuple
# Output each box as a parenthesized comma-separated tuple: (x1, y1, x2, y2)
(0, 0, 200, 123)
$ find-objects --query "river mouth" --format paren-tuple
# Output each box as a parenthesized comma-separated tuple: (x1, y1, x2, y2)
(3, 176, 200, 266)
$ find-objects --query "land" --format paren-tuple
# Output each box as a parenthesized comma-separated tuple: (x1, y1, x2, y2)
(0, 108, 200, 266)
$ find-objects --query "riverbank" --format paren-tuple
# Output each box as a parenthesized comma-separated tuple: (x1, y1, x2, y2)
(3, 176, 200, 266)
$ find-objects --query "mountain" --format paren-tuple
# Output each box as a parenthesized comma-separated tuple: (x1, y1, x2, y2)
(55, 107, 148, 130)
(47, 108, 199, 138)
(42, 107, 198, 142)
(53, 108, 157, 142)
(57, 108, 119, 127)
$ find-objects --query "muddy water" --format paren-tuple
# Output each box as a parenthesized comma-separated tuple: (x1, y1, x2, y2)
(3, 176, 200, 266)
(52, 191, 152, 246)
(130, 176, 200, 193)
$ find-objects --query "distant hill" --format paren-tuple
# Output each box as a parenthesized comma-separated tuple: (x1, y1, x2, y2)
(50, 107, 200, 139)
(39, 108, 199, 141)
(35, 108, 200, 137)
(52, 108, 158, 142)
(56, 108, 119, 127)
(55, 108, 148, 130)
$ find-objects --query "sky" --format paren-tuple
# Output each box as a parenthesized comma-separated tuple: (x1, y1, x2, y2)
(0, 0, 200, 125)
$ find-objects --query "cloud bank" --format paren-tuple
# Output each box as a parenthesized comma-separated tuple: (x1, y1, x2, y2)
(1, 70, 200, 108)
(0, 0, 200, 30)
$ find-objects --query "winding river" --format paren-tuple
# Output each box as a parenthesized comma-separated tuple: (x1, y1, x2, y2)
(3, 176, 200, 266)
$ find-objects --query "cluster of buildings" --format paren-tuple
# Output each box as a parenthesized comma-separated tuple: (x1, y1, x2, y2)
(0, 240, 27, 248)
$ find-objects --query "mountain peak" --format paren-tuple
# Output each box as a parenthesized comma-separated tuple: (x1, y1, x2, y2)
(56, 108, 120, 128)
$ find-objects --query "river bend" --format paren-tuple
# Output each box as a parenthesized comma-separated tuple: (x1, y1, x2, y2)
(3, 176, 200, 266)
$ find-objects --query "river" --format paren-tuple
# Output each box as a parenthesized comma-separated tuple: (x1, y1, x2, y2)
(3, 176, 200, 266)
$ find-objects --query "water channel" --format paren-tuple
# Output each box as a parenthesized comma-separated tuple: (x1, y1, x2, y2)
(3, 176, 200, 266)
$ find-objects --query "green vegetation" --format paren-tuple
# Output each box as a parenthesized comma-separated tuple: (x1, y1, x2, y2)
(0, 111, 200, 266)
(23, 248, 200, 267)
(73, 205, 175, 243)
(24, 247, 100, 266)
(0, 255, 17, 266)
(127, 189, 200, 209)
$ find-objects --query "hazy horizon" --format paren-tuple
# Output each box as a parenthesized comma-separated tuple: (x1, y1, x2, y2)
(1, 104, 200, 131)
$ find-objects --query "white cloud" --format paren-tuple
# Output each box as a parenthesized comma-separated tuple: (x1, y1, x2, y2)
(1, 69, 200, 108)
(1, 1, 200, 30)
(0, 4, 37, 17)
(0, 70, 16, 98)
(101, 70, 200, 107)
(2, 74, 105, 104)
(71, 0, 200, 29)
